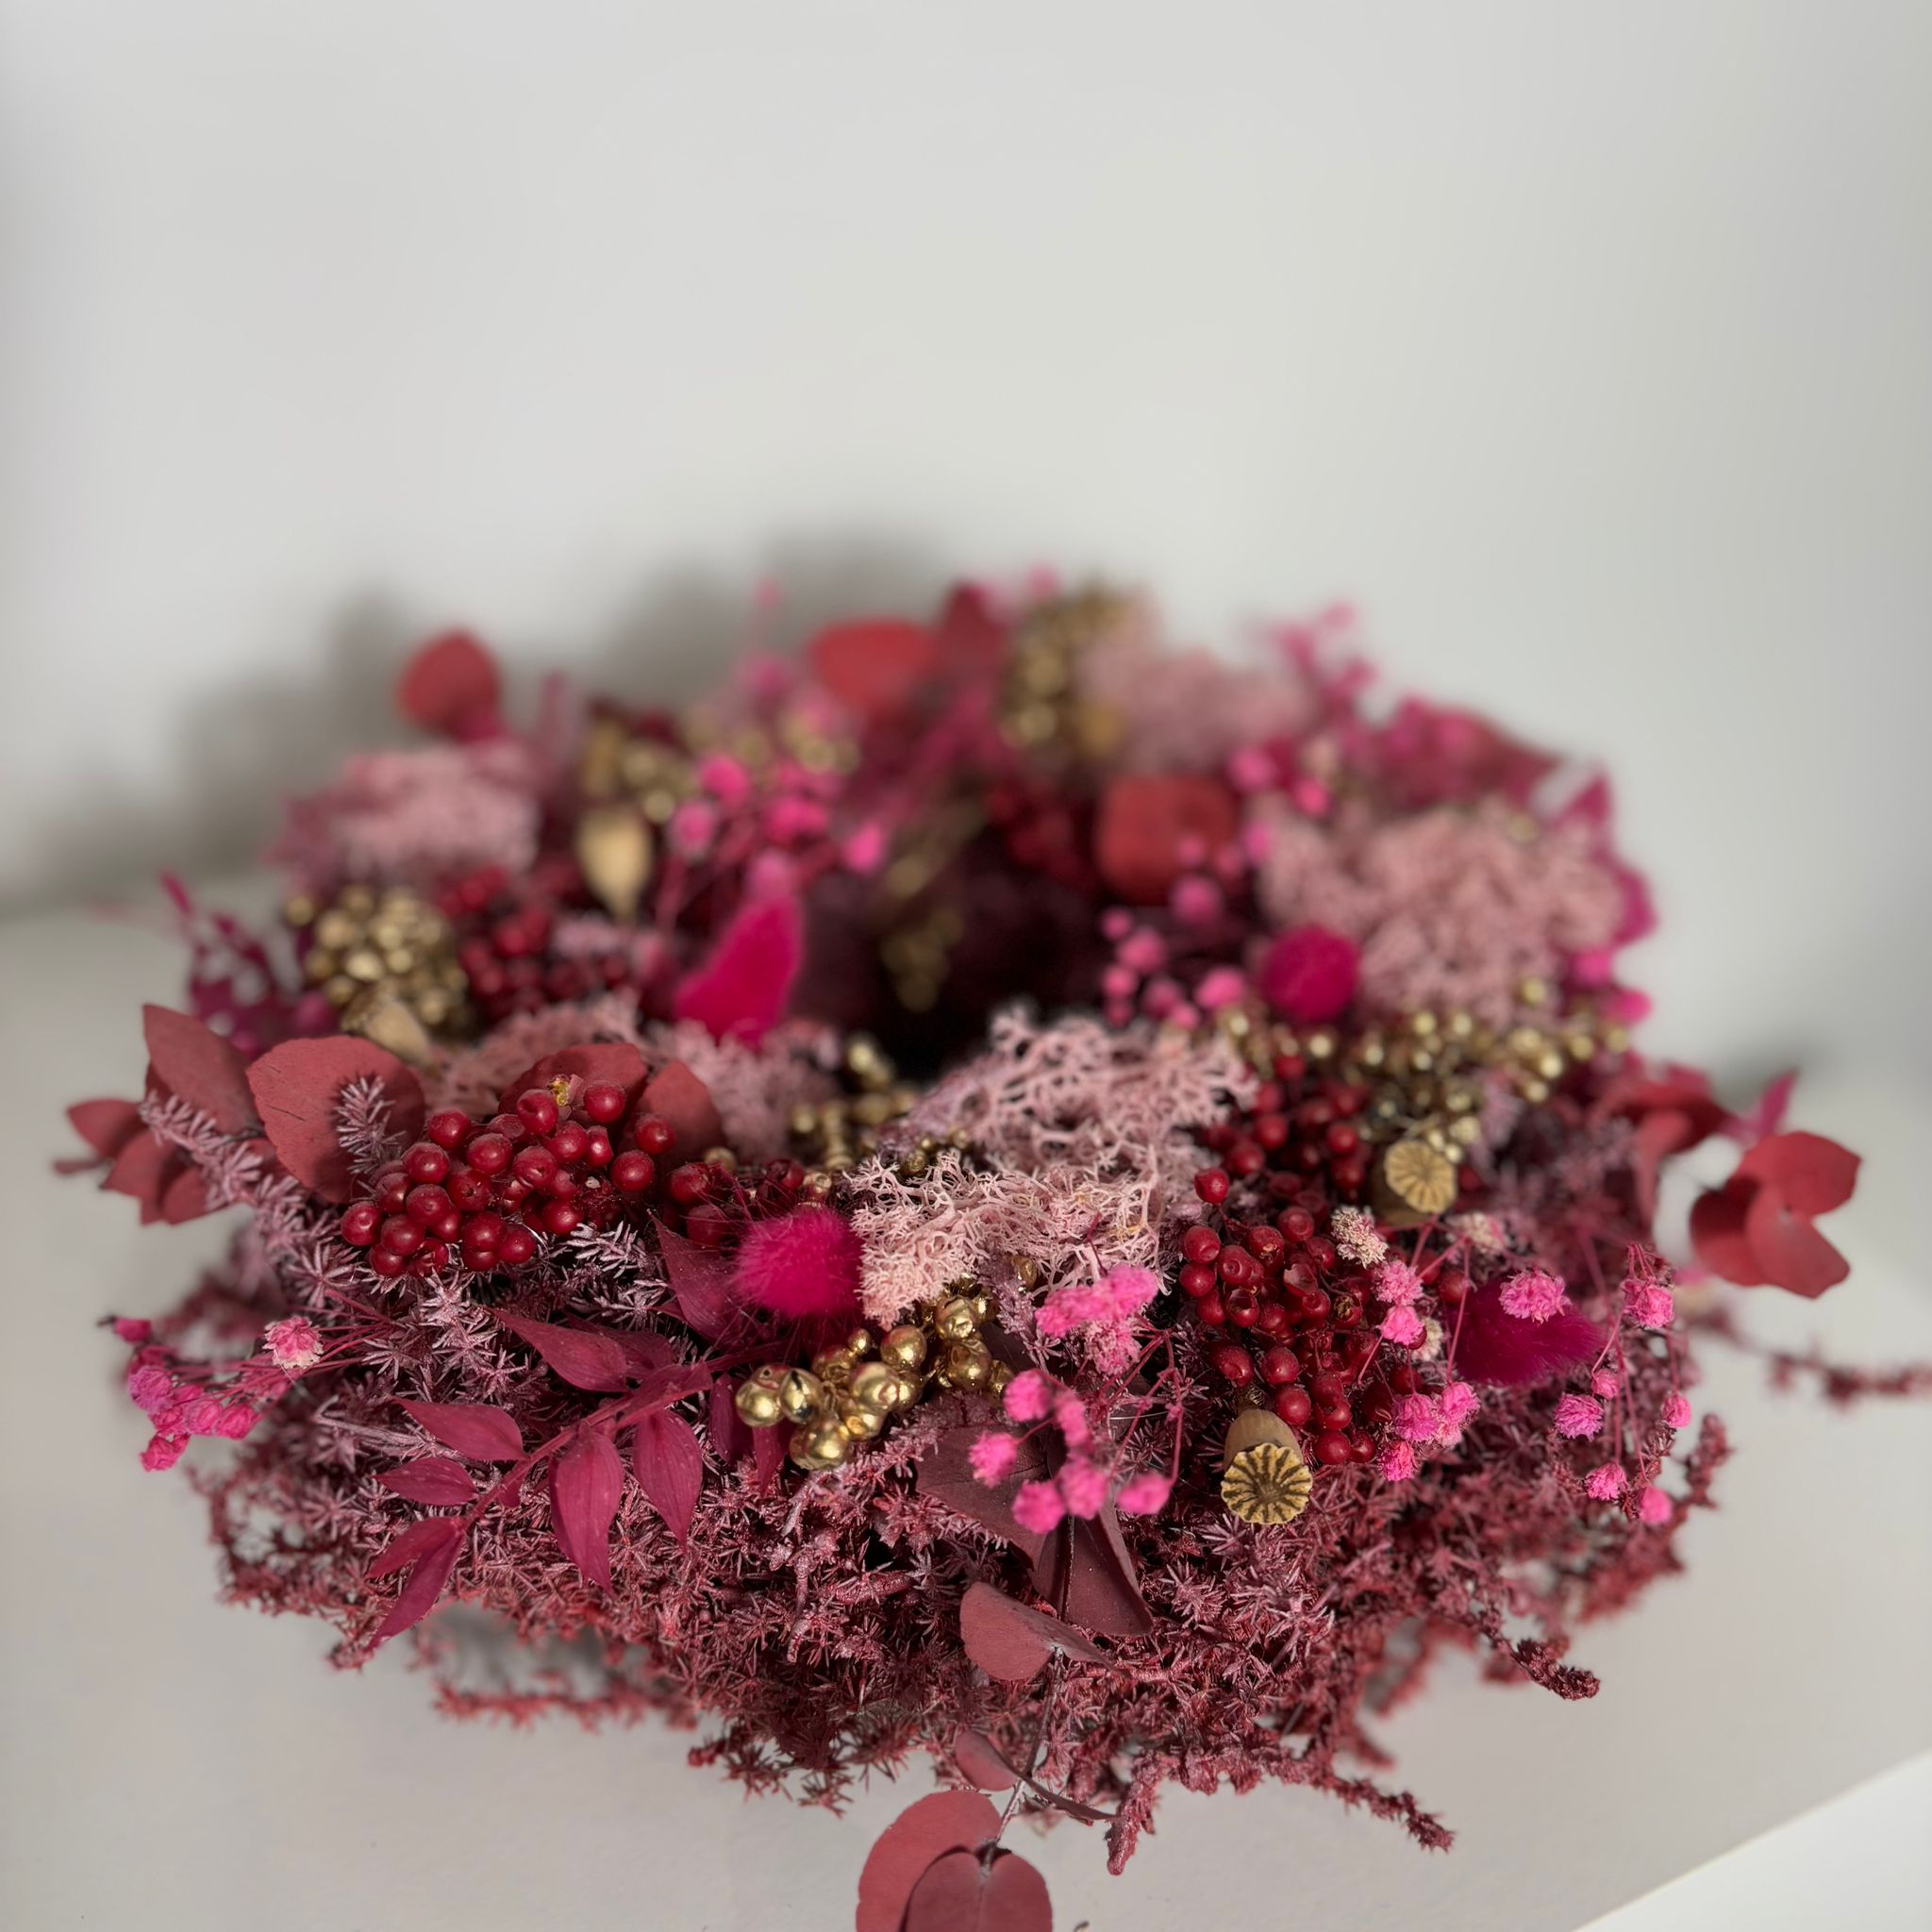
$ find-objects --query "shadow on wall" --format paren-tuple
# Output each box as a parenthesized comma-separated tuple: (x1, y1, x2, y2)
(15, 535, 958, 914)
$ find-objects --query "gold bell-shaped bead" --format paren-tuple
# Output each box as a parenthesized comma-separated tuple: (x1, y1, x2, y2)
(790, 1417, 853, 1471)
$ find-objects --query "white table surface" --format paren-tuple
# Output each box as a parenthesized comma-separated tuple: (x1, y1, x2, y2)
(4, 892, 1929, 1931)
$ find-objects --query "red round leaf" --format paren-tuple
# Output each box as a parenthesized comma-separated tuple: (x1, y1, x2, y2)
(1744, 1184, 1851, 1298)
(142, 1005, 258, 1133)
(808, 618, 940, 725)
(1093, 774, 1239, 905)
(855, 1791, 1002, 1932)
(245, 1036, 425, 1202)
(494, 1041, 648, 1117)
(951, 1728, 1016, 1792)
(959, 1581, 1108, 1683)
(641, 1060, 724, 1157)
(395, 628, 501, 738)
(1736, 1131, 1860, 1219)
(904, 1848, 1053, 1932)
(1689, 1179, 1765, 1287)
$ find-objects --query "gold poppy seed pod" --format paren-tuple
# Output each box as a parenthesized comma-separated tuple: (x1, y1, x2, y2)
(789, 1418, 853, 1471)
(1220, 1410, 1313, 1526)
(933, 1295, 979, 1343)
(879, 1324, 928, 1373)
(1380, 1138, 1458, 1217)
(774, 1368, 828, 1424)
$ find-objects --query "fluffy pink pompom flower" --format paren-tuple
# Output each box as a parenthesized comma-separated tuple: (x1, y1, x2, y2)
(1664, 1391, 1692, 1429)
(1257, 924, 1359, 1024)
(1101, 1264, 1160, 1316)
(970, 1432, 1019, 1486)
(1624, 1279, 1675, 1329)
(1639, 1486, 1674, 1525)
(1011, 1479, 1067, 1536)
(1053, 1389, 1093, 1450)
(1440, 1381, 1479, 1429)
(1058, 1458, 1110, 1519)
(1378, 1441, 1420, 1482)
(1115, 1471, 1173, 1516)
(1585, 1463, 1627, 1501)
(1003, 1370, 1054, 1423)
(1374, 1259, 1422, 1306)
(1554, 1393, 1604, 1439)
(1591, 1368, 1620, 1399)
(1499, 1269, 1566, 1323)
(729, 1206, 863, 1321)
(264, 1316, 322, 1373)
(1379, 1306, 1426, 1347)
(1392, 1393, 1441, 1442)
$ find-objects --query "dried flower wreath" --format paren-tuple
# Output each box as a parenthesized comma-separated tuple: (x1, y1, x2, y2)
(67, 582, 1894, 1930)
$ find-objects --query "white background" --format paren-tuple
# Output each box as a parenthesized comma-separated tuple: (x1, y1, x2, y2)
(2, 5, 1929, 1927)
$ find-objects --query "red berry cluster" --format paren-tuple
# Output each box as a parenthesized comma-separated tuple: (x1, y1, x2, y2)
(339, 1080, 672, 1277)
(1194, 1054, 1376, 1206)
(437, 863, 641, 1024)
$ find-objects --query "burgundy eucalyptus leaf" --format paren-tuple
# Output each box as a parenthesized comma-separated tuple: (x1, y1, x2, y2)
(903, 1848, 1054, 1932)
(918, 1425, 1050, 1561)
(244, 1035, 425, 1202)
(67, 1097, 144, 1160)
(854, 1790, 1002, 1932)
(548, 1431, 625, 1590)
(158, 1162, 214, 1225)
(630, 1409, 705, 1547)
(1058, 1505, 1154, 1639)
(142, 1005, 258, 1133)
(395, 628, 501, 738)
(101, 1130, 172, 1218)
(494, 1311, 633, 1392)
(397, 1399, 525, 1462)
(377, 1457, 477, 1506)
(372, 1521, 463, 1644)
(959, 1581, 1108, 1683)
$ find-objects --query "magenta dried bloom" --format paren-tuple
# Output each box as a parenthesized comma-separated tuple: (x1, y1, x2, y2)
(1374, 1258, 1422, 1306)
(263, 1316, 322, 1373)
(1554, 1393, 1605, 1439)
(1379, 1306, 1426, 1347)
(1011, 1480, 1067, 1536)
(1639, 1486, 1674, 1525)
(1585, 1463, 1628, 1501)
(1664, 1392, 1692, 1429)
(1257, 924, 1359, 1024)
(1378, 1441, 1420, 1482)
(1002, 1371, 1054, 1423)
(1624, 1279, 1675, 1329)
(1058, 1457, 1110, 1519)
(1500, 1270, 1566, 1323)
(969, 1432, 1019, 1486)
(1115, 1471, 1173, 1516)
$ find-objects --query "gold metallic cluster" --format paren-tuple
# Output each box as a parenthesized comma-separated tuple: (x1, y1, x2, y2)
(999, 587, 1129, 761)
(732, 1288, 1009, 1472)
(1219, 1409, 1313, 1526)
(787, 1034, 925, 1176)
(284, 885, 468, 1063)
(1229, 987, 1631, 1224)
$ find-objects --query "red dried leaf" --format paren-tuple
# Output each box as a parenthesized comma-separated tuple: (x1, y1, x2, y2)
(377, 1457, 477, 1505)
(1744, 1183, 1851, 1298)
(656, 1219, 739, 1341)
(630, 1409, 704, 1546)
(951, 1728, 1016, 1791)
(494, 1042, 648, 1117)
(1055, 1506, 1155, 1639)
(611, 1329, 680, 1376)
(672, 895, 803, 1046)
(495, 1312, 633, 1392)
(918, 1425, 1051, 1562)
(102, 1130, 172, 1220)
(395, 628, 501, 738)
(641, 1061, 724, 1158)
(1093, 773, 1239, 905)
(904, 1848, 1053, 1932)
(808, 618, 940, 725)
(142, 1005, 258, 1133)
(630, 1363, 714, 1409)
(159, 1163, 213, 1224)
(368, 1515, 462, 1581)
(751, 1424, 788, 1493)
(372, 1520, 462, 1643)
(709, 1376, 753, 1467)
(1737, 1131, 1860, 1219)
(68, 1097, 145, 1160)
(398, 1400, 525, 1462)
(548, 1431, 625, 1590)
(1689, 1179, 1764, 1287)
(959, 1581, 1108, 1683)
(245, 1036, 425, 1202)
(854, 1790, 1002, 1932)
